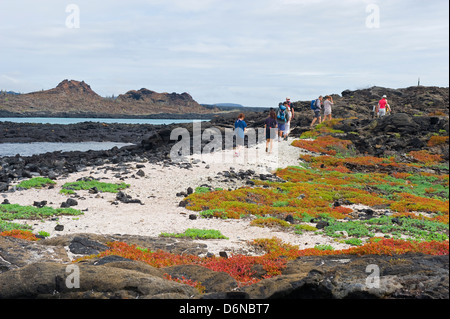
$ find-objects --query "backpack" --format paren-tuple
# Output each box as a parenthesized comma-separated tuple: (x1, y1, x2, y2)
(277, 105, 287, 121)
(311, 99, 317, 110)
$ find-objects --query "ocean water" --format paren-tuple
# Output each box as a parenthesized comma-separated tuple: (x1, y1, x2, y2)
(0, 117, 205, 157)
(0, 141, 135, 157)
(0, 117, 205, 125)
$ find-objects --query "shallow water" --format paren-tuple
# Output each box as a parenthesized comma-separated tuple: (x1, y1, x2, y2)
(0, 118, 206, 125)
(0, 141, 135, 157)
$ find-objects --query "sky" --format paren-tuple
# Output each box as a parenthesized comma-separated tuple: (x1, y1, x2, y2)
(0, 0, 448, 107)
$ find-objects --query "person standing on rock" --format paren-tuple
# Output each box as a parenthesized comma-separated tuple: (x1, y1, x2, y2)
(377, 95, 390, 117)
(234, 113, 247, 157)
(264, 109, 278, 154)
(323, 95, 334, 122)
(310, 96, 323, 127)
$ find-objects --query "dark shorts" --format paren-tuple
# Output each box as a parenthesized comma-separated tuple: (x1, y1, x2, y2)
(266, 127, 277, 140)
(278, 123, 286, 132)
(314, 110, 321, 118)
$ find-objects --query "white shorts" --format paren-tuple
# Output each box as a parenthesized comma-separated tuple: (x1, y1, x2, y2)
(378, 108, 386, 117)
(285, 122, 290, 134)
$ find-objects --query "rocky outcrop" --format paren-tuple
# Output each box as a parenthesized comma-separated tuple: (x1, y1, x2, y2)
(117, 89, 198, 107)
(0, 262, 200, 299)
(0, 235, 448, 299)
(340, 86, 449, 115)
(47, 79, 101, 98)
(0, 79, 215, 117)
(242, 254, 449, 299)
(332, 113, 449, 157)
(0, 235, 70, 272)
(0, 121, 158, 144)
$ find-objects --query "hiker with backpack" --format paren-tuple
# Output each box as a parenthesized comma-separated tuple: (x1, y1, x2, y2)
(310, 96, 323, 127)
(277, 102, 290, 141)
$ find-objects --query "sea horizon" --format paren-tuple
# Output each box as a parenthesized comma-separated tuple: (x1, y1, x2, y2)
(0, 117, 208, 125)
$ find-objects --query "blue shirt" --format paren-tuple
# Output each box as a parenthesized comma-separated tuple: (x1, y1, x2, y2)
(235, 119, 247, 138)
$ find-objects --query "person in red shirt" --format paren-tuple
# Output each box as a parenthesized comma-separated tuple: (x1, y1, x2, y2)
(376, 95, 390, 117)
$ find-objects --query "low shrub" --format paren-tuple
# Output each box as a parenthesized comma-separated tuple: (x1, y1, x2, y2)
(0, 229, 39, 241)
(0, 203, 82, 221)
(250, 217, 291, 228)
(17, 177, 56, 189)
(60, 180, 130, 194)
(428, 135, 449, 147)
(159, 228, 229, 240)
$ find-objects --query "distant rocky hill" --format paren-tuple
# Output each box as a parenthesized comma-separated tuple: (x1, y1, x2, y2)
(0, 82, 447, 119)
(0, 80, 217, 118)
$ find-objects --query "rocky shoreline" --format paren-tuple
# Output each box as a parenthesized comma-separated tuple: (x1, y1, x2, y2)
(1, 233, 448, 299)
(1, 110, 448, 190)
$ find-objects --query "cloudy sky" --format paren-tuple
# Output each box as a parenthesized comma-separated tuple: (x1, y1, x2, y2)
(0, 0, 448, 107)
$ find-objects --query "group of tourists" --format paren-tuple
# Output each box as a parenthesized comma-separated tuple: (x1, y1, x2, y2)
(309, 95, 334, 127)
(261, 97, 297, 154)
(234, 94, 391, 156)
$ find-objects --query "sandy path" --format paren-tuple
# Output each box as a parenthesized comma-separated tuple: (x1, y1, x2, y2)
(4, 138, 352, 256)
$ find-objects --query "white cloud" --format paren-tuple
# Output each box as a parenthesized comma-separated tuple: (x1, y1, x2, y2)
(0, 0, 448, 106)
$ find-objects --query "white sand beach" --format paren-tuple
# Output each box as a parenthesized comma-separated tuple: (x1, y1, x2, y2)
(4, 138, 353, 257)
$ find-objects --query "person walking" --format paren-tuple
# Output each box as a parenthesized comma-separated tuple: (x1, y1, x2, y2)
(285, 97, 295, 119)
(377, 95, 389, 117)
(264, 110, 278, 154)
(323, 95, 333, 122)
(310, 96, 323, 127)
(234, 113, 247, 157)
(284, 103, 293, 140)
(276, 102, 289, 141)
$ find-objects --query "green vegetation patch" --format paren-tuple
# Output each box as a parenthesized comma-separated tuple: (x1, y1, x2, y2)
(17, 177, 56, 189)
(0, 204, 83, 221)
(0, 203, 83, 232)
(199, 209, 229, 219)
(250, 216, 291, 228)
(60, 179, 130, 194)
(314, 244, 335, 251)
(0, 220, 32, 232)
(159, 228, 229, 240)
(294, 224, 318, 234)
(323, 216, 449, 242)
